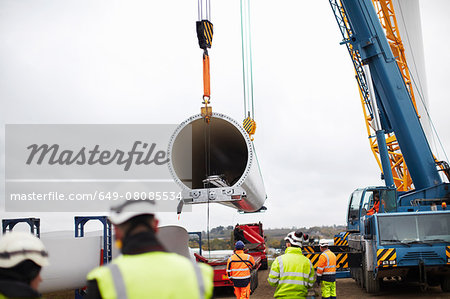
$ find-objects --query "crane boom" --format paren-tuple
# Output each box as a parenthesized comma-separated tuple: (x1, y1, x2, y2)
(331, 0, 430, 191)
(329, 0, 450, 293)
(337, 0, 442, 190)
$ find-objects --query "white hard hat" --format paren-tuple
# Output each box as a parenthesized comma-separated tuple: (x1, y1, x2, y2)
(109, 199, 159, 225)
(0, 232, 49, 268)
(284, 231, 303, 247)
(319, 239, 329, 247)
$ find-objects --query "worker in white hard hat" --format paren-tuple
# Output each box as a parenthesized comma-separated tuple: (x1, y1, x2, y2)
(0, 231, 49, 299)
(268, 231, 315, 298)
(86, 199, 213, 299)
(317, 240, 337, 299)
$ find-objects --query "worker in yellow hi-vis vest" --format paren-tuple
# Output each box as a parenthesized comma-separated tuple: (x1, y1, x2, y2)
(268, 231, 315, 298)
(86, 199, 213, 299)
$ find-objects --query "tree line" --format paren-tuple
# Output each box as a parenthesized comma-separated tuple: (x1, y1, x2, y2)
(189, 225, 346, 250)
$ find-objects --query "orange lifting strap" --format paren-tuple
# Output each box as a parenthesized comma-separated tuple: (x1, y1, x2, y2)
(201, 52, 212, 123)
(203, 53, 210, 100)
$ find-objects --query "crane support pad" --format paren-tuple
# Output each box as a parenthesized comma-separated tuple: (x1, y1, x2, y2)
(196, 20, 213, 50)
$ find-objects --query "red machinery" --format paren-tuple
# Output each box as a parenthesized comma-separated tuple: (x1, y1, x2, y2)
(193, 222, 267, 291)
(233, 222, 268, 270)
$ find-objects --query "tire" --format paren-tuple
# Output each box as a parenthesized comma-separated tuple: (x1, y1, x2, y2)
(254, 269, 259, 289)
(357, 268, 364, 288)
(361, 258, 366, 290)
(250, 269, 258, 294)
(365, 270, 380, 293)
(441, 275, 450, 292)
(363, 256, 380, 294)
(428, 276, 440, 287)
(354, 268, 362, 288)
(260, 258, 268, 270)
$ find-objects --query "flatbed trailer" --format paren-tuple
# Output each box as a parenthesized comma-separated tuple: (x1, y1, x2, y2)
(195, 253, 261, 291)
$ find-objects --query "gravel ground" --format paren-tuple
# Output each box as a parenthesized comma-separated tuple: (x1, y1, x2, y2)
(214, 270, 449, 299)
(44, 269, 449, 299)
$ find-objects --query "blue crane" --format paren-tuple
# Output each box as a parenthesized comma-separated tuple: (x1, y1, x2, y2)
(329, 0, 450, 293)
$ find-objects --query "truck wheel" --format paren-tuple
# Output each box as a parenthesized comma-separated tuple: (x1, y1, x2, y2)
(260, 258, 268, 270)
(364, 270, 380, 293)
(250, 269, 259, 294)
(359, 268, 365, 288)
(254, 270, 259, 289)
(427, 276, 440, 287)
(441, 276, 450, 292)
(354, 268, 362, 288)
(363, 256, 380, 294)
(360, 258, 366, 289)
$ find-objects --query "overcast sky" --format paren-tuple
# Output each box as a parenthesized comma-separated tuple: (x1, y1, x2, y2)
(1, 0, 449, 233)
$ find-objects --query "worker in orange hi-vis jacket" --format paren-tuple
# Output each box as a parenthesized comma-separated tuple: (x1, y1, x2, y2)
(367, 191, 380, 215)
(227, 241, 255, 299)
(316, 240, 337, 299)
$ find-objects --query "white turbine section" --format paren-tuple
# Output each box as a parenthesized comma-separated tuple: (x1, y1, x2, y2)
(38, 226, 191, 292)
(39, 231, 105, 293)
(168, 112, 266, 212)
(392, 0, 433, 144)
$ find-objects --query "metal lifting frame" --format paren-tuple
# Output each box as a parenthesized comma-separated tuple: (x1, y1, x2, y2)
(188, 231, 203, 256)
(74, 216, 112, 265)
(2, 218, 41, 238)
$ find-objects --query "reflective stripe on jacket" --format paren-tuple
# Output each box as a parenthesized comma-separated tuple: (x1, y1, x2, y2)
(87, 251, 213, 299)
(316, 249, 336, 282)
(226, 250, 255, 280)
(267, 247, 315, 298)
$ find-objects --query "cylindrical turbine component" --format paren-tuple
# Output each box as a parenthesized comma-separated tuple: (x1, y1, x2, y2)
(168, 112, 266, 212)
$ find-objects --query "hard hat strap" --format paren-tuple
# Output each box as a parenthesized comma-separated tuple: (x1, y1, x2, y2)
(0, 249, 48, 259)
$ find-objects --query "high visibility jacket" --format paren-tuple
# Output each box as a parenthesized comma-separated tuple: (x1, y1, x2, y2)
(367, 200, 379, 215)
(226, 250, 255, 280)
(0, 291, 40, 299)
(87, 251, 213, 299)
(267, 247, 315, 298)
(316, 249, 336, 282)
(0, 279, 41, 299)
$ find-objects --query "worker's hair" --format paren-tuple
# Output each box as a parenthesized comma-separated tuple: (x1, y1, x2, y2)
(0, 260, 41, 284)
(286, 240, 301, 248)
(118, 214, 155, 237)
(373, 191, 380, 200)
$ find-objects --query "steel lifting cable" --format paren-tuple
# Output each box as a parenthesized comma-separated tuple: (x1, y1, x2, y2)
(203, 121, 212, 255)
(197, 0, 213, 254)
(240, 0, 268, 199)
(240, 0, 257, 140)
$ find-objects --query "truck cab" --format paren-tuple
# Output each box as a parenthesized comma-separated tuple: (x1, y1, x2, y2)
(347, 187, 397, 232)
(346, 187, 450, 293)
